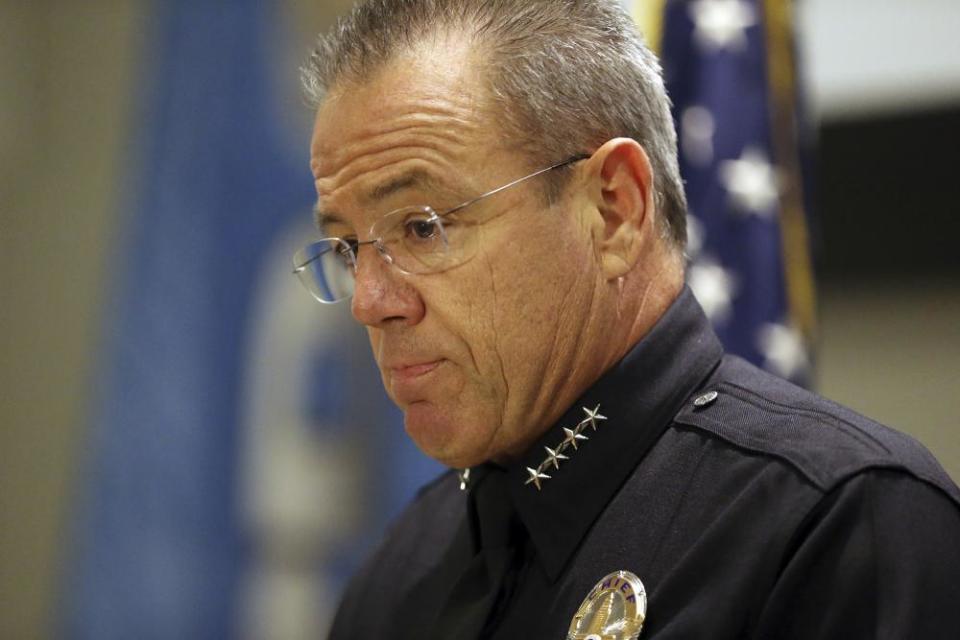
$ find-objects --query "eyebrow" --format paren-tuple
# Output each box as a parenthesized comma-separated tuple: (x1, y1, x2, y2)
(313, 204, 342, 232)
(313, 168, 455, 231)
(368, 170, 437, 202)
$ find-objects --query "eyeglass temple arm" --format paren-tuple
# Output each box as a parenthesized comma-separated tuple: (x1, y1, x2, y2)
(439, 153, 590, 217)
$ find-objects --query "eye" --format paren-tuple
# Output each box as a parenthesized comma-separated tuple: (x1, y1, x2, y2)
(403, 215, 444, 241)
(329, 238, 357, 269)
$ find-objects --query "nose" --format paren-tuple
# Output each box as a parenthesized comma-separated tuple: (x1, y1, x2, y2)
(350, 244, 425, 328)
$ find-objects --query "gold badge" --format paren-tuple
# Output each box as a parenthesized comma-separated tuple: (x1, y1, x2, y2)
(567, 571, 647, 640)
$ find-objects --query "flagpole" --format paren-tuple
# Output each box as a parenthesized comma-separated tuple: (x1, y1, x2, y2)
(763, 0, 818, 345)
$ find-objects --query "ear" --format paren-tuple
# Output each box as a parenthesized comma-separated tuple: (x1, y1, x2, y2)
(585, 138, 656, 280)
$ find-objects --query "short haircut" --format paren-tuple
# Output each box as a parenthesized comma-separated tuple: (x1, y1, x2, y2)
(303, 0, 687, 248)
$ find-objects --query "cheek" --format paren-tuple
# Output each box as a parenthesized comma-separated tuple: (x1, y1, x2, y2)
(494, 275, 563, 370)
(491, 231, 594, 357)
(471, 250, 565, 378)
(424, 261, 511, 402)
(421, 283, 502, 398)
(460, 288, 507, 387)
(434, 219, 591, 399)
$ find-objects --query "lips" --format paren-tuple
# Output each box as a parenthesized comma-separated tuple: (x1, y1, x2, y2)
(391, 360, 443, 380)
(386, 359, 445, 401)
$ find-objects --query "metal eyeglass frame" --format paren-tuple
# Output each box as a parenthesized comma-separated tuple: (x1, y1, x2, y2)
(293, 152, 590, 303)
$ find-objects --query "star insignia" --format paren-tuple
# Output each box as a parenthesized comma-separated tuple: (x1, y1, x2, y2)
(563, 427, 589, 450)
(523, 405, 608, 490)
(544, 446, 569, 470)
(582, 405, 608, 431)
(525, 466, 551, 491)
(458, 468, 471, 491)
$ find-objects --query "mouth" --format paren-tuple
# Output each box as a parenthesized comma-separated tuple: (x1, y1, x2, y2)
(390, 360, 443, 381)
(386, 359, 446, 402)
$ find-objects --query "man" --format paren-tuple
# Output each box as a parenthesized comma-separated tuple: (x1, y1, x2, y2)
(294, 1, 960, 637)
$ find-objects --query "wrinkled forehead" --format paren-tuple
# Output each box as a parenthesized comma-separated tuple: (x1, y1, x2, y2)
(309, 39, 495, 176)
(307, 44, 533, 235)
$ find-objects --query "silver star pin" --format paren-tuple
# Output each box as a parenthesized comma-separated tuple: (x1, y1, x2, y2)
(523, 405, 609, 490)
(544, 446, 569, 470)
(563, 427, 589, 450)
(458, 468, 471, 491)
(525, 466, 551, 491)
(582, 405, 608, 431)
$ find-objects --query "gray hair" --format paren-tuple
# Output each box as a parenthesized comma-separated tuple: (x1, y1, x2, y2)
(303, 0, 687, 248)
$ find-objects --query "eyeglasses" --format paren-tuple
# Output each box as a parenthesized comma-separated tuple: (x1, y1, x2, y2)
(292, 153, 589, 304)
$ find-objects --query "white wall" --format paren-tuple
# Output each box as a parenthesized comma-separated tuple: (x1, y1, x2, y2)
(798, 0, 960, 119)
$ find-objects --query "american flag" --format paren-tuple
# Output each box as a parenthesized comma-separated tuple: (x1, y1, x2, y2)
(632, 0, 816, 386)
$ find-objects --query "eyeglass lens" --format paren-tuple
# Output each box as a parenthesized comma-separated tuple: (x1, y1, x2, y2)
(293, 238, 357, 303)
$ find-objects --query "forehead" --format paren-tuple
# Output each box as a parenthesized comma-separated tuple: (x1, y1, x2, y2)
(310, 42, 494, 186)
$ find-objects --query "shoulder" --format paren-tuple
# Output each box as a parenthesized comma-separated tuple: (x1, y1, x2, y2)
(672, 355, 960, 506)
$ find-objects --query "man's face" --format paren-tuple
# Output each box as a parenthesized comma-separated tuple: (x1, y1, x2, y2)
(309, 45, 604, 468)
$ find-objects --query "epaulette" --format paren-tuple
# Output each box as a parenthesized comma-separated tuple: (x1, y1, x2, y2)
(674, 356, 960, 506)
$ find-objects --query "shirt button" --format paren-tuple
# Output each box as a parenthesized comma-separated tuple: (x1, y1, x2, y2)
(693, 390, 718, 408)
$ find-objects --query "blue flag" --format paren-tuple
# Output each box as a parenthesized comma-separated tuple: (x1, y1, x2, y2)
(64, 1, 441, 637)
(636, 0, 816, 384)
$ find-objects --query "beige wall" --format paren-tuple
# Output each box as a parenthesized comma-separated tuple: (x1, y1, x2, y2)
(819, 281, 960, 481)
(0, 2, 346, 637)
(0, 2, 957, 638)
(1, 2, 145, 638)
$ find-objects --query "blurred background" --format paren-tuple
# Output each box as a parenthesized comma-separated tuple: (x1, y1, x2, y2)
(1, 0, 957, 638)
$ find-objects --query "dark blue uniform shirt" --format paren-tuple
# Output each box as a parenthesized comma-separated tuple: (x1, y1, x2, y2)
(330, 288, 960, 639)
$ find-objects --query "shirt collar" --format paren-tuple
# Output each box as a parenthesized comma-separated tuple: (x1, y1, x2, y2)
(500, 287, 724, 580)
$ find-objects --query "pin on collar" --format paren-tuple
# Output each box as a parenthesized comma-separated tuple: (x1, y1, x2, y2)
(458, 405, 609, 492)
(525, 405, 608, 491)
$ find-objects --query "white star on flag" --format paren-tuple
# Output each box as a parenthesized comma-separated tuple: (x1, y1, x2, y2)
(685, 214, 706, 260)
(681, 105, 716, 167)
(756, 323, 810, 381)
(687, 213, 707, 261)
(688, 257, 737, 325)
(688, 0, 757, 52)
(719, 147, 781, 216)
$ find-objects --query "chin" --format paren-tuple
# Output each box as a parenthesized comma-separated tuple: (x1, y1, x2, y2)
(403, 401, 494, 468)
